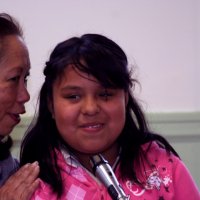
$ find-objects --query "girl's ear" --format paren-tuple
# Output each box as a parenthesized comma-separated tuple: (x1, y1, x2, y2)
(47, 97, 55, 118)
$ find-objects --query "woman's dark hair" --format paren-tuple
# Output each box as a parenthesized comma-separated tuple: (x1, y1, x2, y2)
(0, 13, 23, 37)
(20, 33, 179, 197)
(0, 13, 23, 157)
(0, 13, 23, 62)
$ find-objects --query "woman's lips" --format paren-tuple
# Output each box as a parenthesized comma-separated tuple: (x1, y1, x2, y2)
(9, 113, 21, 124)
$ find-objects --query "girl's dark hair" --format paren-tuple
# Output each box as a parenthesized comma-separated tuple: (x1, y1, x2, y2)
(20, 33, 178, 197)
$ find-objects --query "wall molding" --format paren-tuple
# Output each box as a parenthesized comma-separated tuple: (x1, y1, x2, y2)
(10, 112, 200, 188)
(11, 112, 200, 143)
(146, 112, 200, 142)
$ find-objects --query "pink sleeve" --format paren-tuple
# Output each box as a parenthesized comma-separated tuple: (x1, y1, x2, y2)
(173, 159, 200, 199)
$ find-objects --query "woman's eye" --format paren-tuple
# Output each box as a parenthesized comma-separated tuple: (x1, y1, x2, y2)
(24, 76, 30, 86)
(24, 73, 30, 84)
(24, 77, 28, 83)
(9, 76, 20, 82)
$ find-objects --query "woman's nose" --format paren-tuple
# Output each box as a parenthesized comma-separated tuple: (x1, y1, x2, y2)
(17, 84, 30, 103)
(81, 96, 100, 115)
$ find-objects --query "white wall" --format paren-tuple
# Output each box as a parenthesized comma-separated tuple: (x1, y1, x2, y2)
(1, 0, 200, 115)
(197, 0, 200, 111)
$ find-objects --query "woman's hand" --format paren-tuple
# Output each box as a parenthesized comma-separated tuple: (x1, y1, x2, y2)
(0, 161, 40, 200)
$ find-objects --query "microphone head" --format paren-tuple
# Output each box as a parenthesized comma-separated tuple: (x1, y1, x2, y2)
(90, 154, 107, 173)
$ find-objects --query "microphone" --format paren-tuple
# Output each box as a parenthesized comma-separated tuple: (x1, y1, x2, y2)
(90, 154, 129, 200)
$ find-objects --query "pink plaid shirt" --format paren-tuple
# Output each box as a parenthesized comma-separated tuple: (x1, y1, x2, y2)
(31, 142, 200, 199)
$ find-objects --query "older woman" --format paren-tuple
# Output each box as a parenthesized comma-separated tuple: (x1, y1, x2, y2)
(0, 13, 39, 199)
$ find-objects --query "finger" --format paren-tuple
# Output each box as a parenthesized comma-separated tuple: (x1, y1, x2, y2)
(12, 163, 40, 198)
(15, 161, 39, 179)
(0, 162, 40, 200)
(2, 162, 39, 193)
(17, 161, 40, 184)
(20, 179, 40, 200)
(0, 164, 32, 195)
(0, 179, 39, 200)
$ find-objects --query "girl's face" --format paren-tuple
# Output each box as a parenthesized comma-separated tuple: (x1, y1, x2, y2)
(0, 35, 30, 137)
(50, 66, 127, 158)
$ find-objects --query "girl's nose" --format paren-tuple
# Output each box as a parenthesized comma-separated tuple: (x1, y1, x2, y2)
(81, 96, 100, 116)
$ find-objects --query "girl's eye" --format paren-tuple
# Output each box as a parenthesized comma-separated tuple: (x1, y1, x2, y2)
(65, 94, 81, 101)
(99, 90, 113, 100)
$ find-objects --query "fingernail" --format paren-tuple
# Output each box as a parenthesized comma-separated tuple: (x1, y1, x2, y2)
(32, 161, 39, 166)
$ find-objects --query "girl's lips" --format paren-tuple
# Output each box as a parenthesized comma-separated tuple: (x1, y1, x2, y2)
(79, 123, 104, 132)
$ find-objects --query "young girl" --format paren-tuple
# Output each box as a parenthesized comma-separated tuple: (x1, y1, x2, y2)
(20, 34, 200, 199)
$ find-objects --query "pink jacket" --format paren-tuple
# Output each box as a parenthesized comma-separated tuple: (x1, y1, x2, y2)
(31, 142, 200, 199)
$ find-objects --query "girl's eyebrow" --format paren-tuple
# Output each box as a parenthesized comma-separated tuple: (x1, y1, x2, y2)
(60, 84, 105, 92)
(61, 85, 82, 91)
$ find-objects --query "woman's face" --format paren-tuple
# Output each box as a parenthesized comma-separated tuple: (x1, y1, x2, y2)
(0, 35, 30, 137)
(50, 66, 127, 157)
